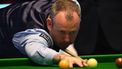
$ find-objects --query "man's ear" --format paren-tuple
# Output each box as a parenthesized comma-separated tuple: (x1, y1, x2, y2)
(46, 16, 53, 31)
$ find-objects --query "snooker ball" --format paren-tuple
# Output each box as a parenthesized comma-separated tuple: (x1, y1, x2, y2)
(59, 59, 69, 69)
(87, 58, 98, 68)
(115, 58, 122, 67)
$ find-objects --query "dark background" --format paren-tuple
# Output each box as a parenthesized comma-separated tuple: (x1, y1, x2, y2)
(75, 0, 122, 55)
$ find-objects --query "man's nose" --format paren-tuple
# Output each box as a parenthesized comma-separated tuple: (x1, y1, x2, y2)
(64, 34, 70, 42)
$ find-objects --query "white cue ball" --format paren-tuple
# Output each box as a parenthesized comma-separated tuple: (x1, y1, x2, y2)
(87, 58, 98, 68)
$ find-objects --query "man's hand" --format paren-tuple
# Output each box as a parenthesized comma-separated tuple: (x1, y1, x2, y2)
(62, 55, 88, 68)
(53, 54, 88, 68)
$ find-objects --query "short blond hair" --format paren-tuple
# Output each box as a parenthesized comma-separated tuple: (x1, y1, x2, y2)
(50, 0, 81, 21)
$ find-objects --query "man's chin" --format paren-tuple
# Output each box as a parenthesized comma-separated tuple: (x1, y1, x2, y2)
(58, 45, 68, 50)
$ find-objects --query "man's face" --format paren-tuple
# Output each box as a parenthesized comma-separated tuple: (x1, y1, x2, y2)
(47, 11, 80, 49)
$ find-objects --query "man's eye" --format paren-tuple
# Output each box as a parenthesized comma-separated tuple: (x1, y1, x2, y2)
(70, 31, 76, 34)
(60, 31, 66, 34)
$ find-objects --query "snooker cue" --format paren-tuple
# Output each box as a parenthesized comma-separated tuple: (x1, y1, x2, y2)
(64, 49, 82, 59)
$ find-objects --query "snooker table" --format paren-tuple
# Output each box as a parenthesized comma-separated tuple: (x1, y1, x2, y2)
(0, 54, 122, 69)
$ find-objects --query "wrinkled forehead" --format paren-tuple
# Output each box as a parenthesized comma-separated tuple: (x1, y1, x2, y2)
(56, 11, 80, 21)
(53, 11, 80, 28)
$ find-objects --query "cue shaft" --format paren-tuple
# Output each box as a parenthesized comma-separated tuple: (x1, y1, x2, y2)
(65, 49, 81, 59)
